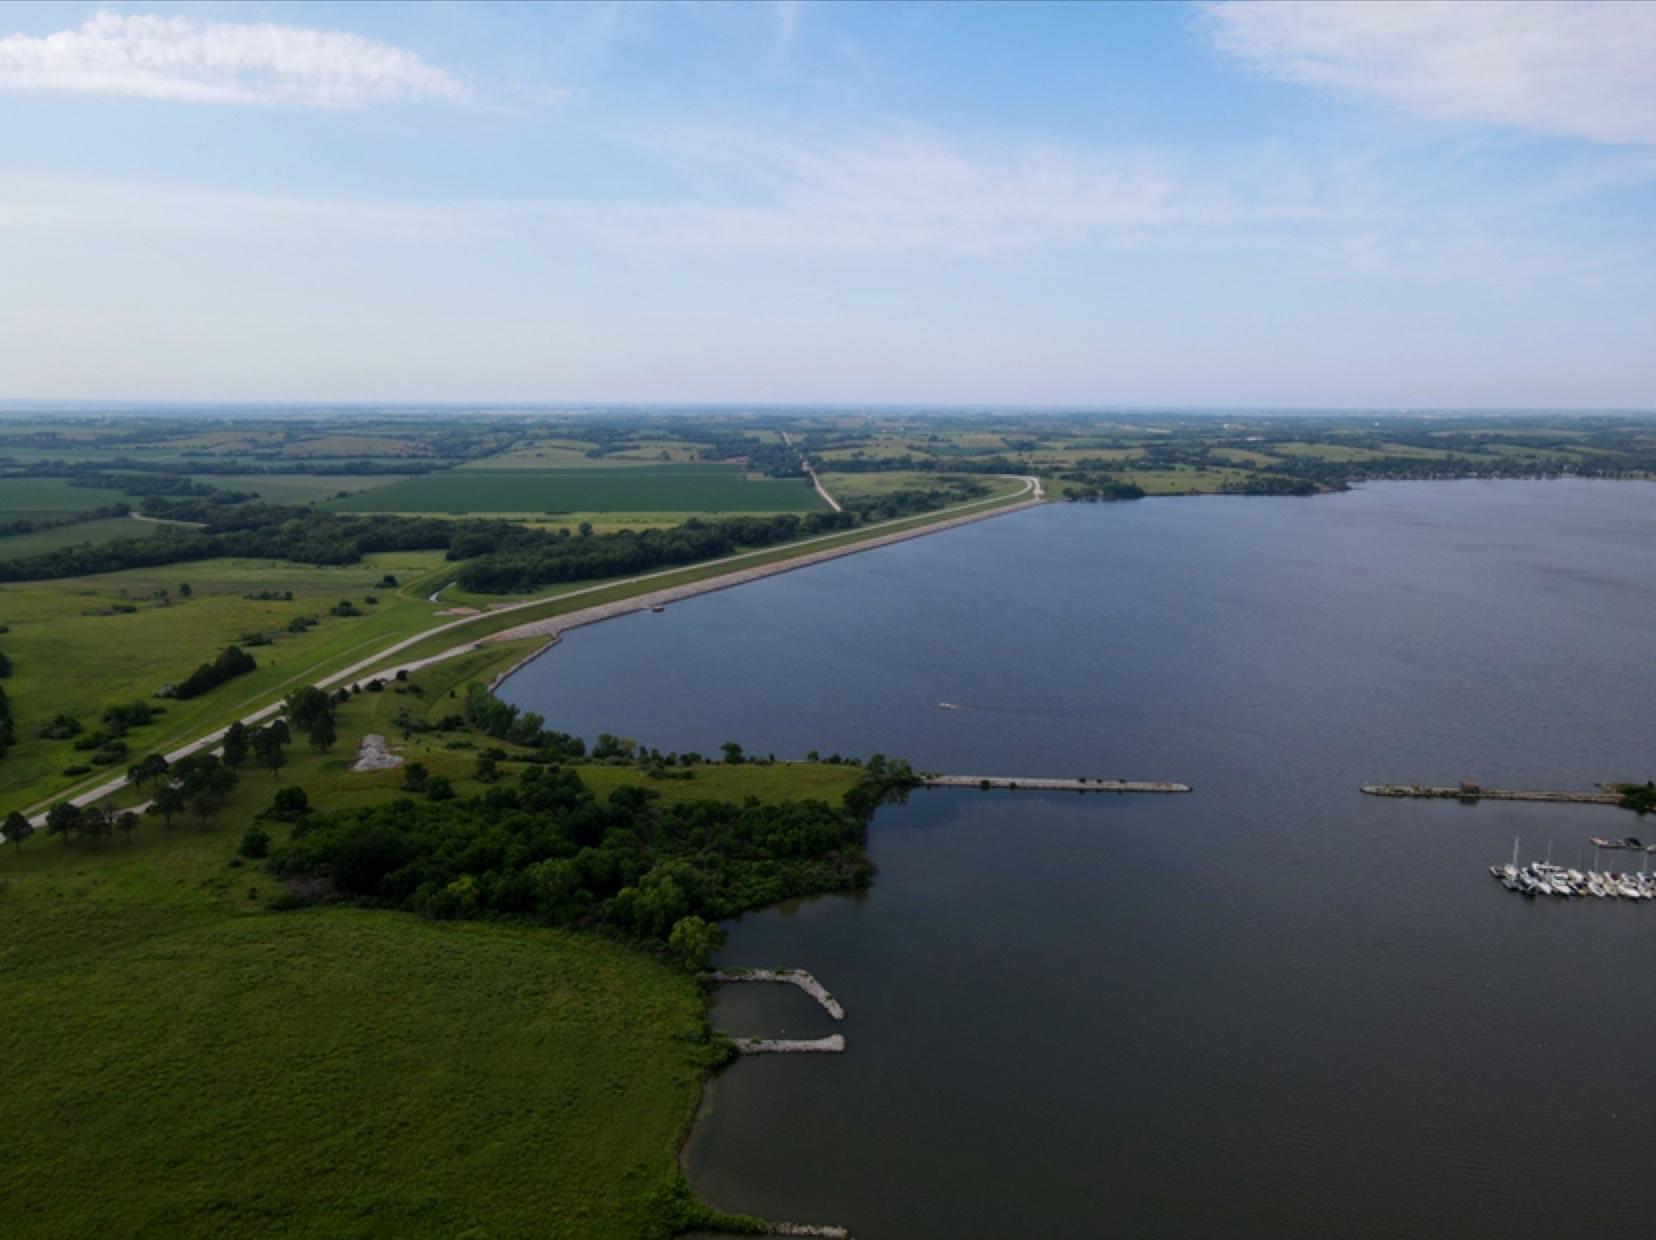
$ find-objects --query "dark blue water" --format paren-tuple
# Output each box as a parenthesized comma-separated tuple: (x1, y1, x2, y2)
(502, 482, 1656, 1238)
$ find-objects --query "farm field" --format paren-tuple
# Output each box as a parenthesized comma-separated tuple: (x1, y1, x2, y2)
(235, 473, 411, 505)
(0, 515, 166, 559)
(327, 465, 826, 515)
(0, 477, 138, 518)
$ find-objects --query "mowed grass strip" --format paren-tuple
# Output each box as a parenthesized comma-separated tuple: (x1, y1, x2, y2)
(327, 466, 826, 515)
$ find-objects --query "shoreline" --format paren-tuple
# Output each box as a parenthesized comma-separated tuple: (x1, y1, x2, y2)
(481, 483, 1042, 665)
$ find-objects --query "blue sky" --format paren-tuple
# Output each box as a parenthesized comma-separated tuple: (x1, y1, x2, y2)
(2, 1, 1653, 407)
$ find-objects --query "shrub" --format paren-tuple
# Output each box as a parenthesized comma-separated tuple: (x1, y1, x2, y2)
(238, 826, 271, 859)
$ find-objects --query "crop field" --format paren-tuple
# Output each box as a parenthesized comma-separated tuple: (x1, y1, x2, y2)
(0, 515, 166, 559)
(235, 473, 411, 505)
(328, 465, 826, 515)
(0, 477, 137, 518)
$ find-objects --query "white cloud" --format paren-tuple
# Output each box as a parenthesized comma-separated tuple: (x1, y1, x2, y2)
(1202, 1, 1656, 146)
(0, 9, 465, 106)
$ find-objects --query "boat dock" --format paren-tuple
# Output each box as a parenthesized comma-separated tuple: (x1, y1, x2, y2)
(1362, 783, 1623, 806)
(924, 775, 1191, 794)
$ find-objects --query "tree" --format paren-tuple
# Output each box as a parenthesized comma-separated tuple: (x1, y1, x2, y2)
(149, 783, 185, 828)
(668, 915, 724, 971)
(178, 581, 192, 597)
(44, 800, 81, 846)
(425, 775, 454, 802)
(189, 769, 234, 827)
(269, 785, 310, 821)
(80, 803, 115, 845)
(305, 713, 337, 753)
(721, 741, 745, 765)
(285, 686, 333, 733)
(256, 724, 289, 780)
(221, 721, 249, 768)
(116, 810, 140, 843)
(128, 752, 169, 792)
(4, 809, 33, 852)
(238, 826, 271, 859)
(401, 761, 429, 792)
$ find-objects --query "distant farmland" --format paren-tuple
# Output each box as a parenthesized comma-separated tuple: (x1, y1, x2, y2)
(328, 465, 826, 514)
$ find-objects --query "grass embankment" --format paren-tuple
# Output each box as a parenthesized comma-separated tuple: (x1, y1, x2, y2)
(368, 478, 1037, 674)
(0, 649, 859, 1237)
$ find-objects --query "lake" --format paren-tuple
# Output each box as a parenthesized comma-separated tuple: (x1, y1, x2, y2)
(501, 481, 1656, 1238)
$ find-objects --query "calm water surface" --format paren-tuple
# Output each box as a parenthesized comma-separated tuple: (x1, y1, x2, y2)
(501, 481, 1656, 1238)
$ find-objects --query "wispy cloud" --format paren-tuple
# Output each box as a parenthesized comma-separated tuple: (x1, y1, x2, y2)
(0, 9, 465, 107)
(1202, 1, 1656, 147)
(9, 122, 1634, 290)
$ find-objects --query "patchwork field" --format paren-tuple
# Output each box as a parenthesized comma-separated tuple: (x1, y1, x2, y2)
(328, 465, 826, 515)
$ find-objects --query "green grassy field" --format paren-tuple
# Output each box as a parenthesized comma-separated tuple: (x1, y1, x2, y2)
(0, 515, 166, 558)
(0, 840, 722, 1239)
(0, 647, 869, 1238)
(328, 466, 826, 515)
(0, 552, 453, 812)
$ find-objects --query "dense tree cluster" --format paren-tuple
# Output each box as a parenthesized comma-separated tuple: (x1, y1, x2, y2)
(1219, 474, 1321, 497)
(462, 683, 587, 759)
(268, 760, 911, 963)
(1058, 476, 1147, 502)
(0, 504, 456, 581)
(168, 645, 258, 700)
(452, 511, 856, 594)
(1618, 782, 1656, 816)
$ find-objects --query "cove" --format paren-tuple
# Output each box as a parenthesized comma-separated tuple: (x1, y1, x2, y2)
(500, 481, 1656, 1238)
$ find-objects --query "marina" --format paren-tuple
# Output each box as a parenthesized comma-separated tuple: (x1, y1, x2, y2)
(1491, 838, 1656, 900)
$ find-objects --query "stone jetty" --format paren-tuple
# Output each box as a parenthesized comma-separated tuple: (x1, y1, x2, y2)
(706, 968, 845, 1020)
(1362, 783, 1623, 806)
(924, 775, 1191, 794)
(732, 1035, 845, 1055)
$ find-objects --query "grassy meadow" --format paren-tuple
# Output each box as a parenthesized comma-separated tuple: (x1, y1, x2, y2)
(0, 837, 723, 1239)
(0, 552, 454, 812)
(0, 642, 872, 1238)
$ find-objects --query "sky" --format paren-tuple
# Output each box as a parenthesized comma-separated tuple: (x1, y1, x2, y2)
(1, 0, 1654, 409)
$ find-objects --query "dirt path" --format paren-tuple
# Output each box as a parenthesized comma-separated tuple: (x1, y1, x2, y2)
(782, 430, 842, 513)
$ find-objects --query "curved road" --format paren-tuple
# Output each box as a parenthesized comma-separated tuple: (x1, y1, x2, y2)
(17, 477, 1041, 827)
